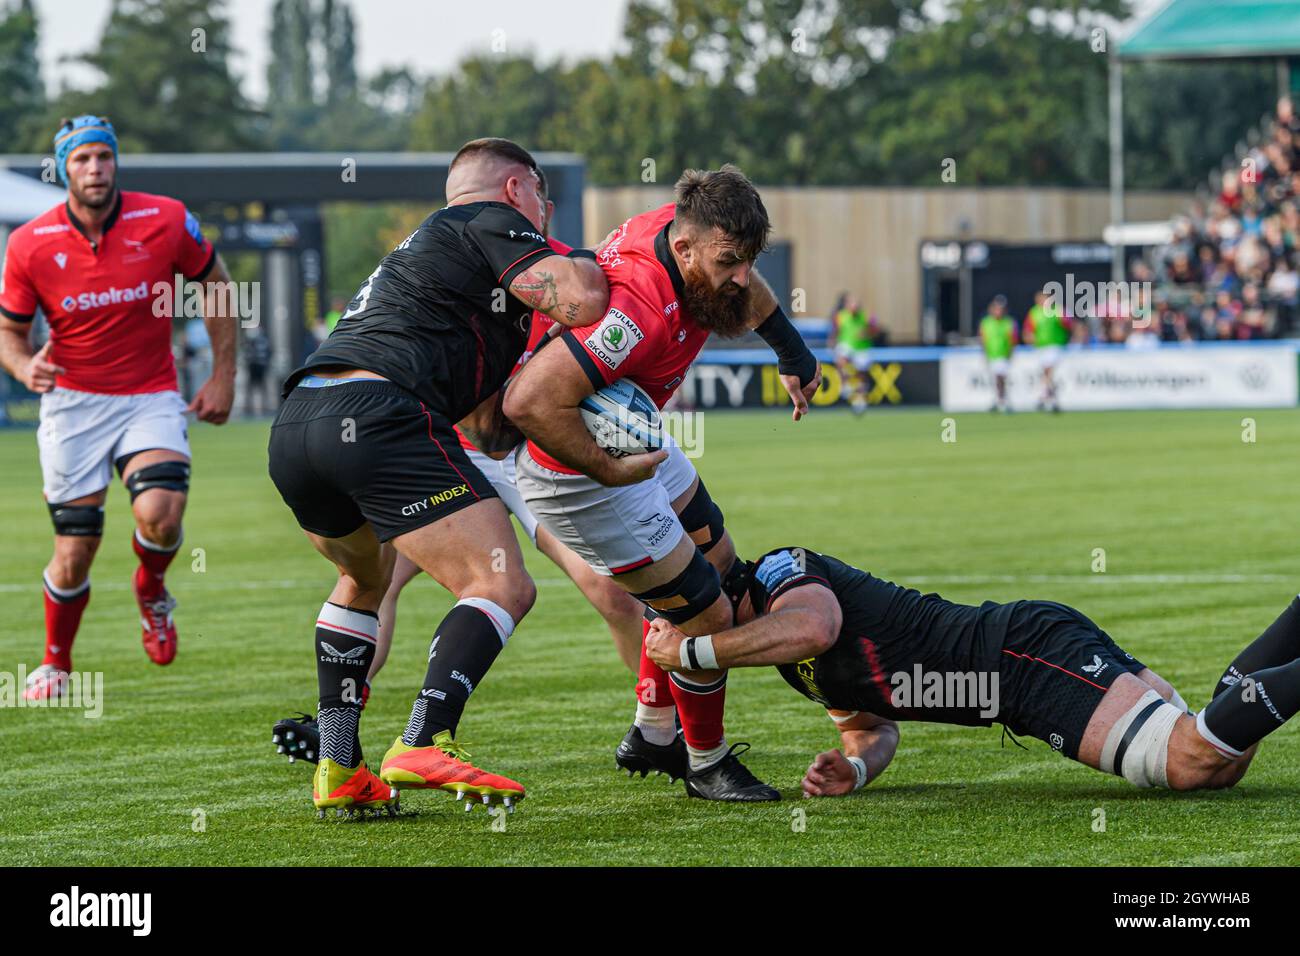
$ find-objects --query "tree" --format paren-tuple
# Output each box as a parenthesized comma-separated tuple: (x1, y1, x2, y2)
(0, 0, 44, 148)
(39, 0, 254, 152)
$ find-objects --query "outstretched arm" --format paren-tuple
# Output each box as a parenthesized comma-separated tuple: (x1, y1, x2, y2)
(747, 271, 821, 420)
(801, 710, 900, 797)
(644, 583, 842, 670)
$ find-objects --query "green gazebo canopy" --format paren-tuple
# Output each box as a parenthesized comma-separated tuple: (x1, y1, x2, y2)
(1120, 0, 1300, 60)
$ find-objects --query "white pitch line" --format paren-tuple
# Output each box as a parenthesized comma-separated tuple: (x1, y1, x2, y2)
(0, 572, 1290, 595)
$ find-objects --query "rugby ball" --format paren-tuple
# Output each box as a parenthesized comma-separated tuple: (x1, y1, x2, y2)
(578, 379, 664, 458)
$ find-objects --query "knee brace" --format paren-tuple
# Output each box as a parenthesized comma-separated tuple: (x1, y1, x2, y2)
(48, 502, 104, 537)
(1099, 689, 1183, 788)
(677, 480, 725, 554)
(125, 461, 191, 501)
(632, 548, 721, 625)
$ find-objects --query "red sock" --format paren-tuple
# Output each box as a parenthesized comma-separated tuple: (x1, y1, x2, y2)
(635, 618, 673, 708)
(133, 529, 180, 600)
(669, 671, 728, 751)
(42, 573, 90, 671)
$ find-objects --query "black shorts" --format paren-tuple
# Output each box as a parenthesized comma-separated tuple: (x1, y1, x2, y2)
(268, 379, 496, 542)
(997, 600, 1146, 760)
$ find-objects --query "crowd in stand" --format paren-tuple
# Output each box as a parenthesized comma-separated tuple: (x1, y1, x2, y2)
(1129, 95, 1300, 343)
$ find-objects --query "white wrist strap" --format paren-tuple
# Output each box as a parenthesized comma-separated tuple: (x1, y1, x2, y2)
(679, 635, 718, 670)
(847, 756, 868, 791)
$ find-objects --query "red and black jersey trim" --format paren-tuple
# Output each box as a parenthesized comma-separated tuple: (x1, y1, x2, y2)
(766, 574, 832, 612)
(65, 189, 122, 243)
(0, 303, 34, 323)
(562, 331, 608, 391)
(497, 245, 557, 289)
(653, 219, 686, 300)
(185, 245, 218, 283)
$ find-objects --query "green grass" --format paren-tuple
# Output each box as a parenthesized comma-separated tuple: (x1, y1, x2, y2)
(2, 407, 1299, 866)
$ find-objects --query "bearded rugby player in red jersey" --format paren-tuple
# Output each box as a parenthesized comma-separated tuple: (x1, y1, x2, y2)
(0, 116, 234, 699)
(506, 165, 823, 801)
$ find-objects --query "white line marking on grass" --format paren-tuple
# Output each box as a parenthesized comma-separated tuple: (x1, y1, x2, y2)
(0, 572, 1287, 595)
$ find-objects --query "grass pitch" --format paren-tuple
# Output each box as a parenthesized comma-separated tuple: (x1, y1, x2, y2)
(1, 406, 1298, 866)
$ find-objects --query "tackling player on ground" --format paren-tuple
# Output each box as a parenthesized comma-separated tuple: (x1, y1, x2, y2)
(267, 138, 620, 817)
(646, 547, 1296, 795)
(506, 165, 822, 801)
(0, 116, 234, 699)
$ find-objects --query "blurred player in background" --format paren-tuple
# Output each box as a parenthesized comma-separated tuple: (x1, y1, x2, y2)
(1023, 290, 1069, 413)
(0, 116, 234, 699)
(647, 546, 1300, 796)
(829, 294, 876, 415)
(507, 165, 821, 801)
(979, 295, 1016, 413)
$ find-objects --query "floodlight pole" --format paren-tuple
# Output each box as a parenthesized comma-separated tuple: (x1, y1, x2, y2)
(1108, 40, 1125, 286)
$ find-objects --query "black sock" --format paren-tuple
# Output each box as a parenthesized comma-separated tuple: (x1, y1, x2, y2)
(402, 599, 513, 746)
(1213, 595, 1300, 699)
(1199, 657, 1300, 754)
(315, 602, 378, 767)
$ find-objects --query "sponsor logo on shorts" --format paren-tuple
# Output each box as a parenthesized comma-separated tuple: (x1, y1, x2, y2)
(890, 665, 1000, 719)
(584, 308, 643, 372)
(401, 484, 470, 516)
(793, 657, 828, 705)
(60, 280, 150, 313)
(1050, 732, 1064, 750)
(636, 511, 676, 548)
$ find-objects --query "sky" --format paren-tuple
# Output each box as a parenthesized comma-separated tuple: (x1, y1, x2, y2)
(31, 0, 1166, 103)
(32, 0, 631, 102)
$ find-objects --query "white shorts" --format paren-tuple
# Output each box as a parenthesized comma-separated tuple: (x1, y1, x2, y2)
(988, 358, 1010, 376)
(1036, 346, 1063, 370)
(38, 388, 190, 503)
(463, 444, 539, 542)
(514, 434, 698, 576)
(835, 344, 873, 371)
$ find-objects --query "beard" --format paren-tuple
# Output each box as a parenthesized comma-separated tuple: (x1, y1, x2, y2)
(681, 261, 752, 339)
(71, 177, 117, 210)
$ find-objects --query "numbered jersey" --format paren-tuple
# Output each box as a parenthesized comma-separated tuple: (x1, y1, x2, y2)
(286, 201, 556, 422)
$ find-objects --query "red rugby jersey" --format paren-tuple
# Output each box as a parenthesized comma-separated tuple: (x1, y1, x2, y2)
(457, 235, 572, 452)
(0, 190, 216, 395)
(526, 203, 709, 474)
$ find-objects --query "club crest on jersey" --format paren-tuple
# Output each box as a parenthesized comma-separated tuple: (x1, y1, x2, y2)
(585, 308, 643, 372)
(53, 252, 67, 270)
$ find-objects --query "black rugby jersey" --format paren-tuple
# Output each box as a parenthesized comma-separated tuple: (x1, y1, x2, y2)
(757, 548, 1017, 725)
(286, 201, 555, 421)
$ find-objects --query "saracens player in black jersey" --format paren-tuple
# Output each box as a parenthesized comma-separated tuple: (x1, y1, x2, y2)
(644, 547, 1300, 796)
(268, 138, 653, 818)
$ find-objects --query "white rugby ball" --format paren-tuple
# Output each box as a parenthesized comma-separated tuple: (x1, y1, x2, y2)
(578, 379, 664, 458)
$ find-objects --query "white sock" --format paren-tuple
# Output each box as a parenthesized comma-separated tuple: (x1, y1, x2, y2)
(687, 739, 728, 771)
(634, 703, 677, 746)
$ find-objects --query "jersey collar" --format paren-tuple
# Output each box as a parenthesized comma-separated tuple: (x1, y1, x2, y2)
(653, 219, 687, 301)
(64, 188, 123, 246)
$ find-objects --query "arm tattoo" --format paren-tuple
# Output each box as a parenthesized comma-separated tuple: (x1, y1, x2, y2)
(513, 268, 561, 314)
